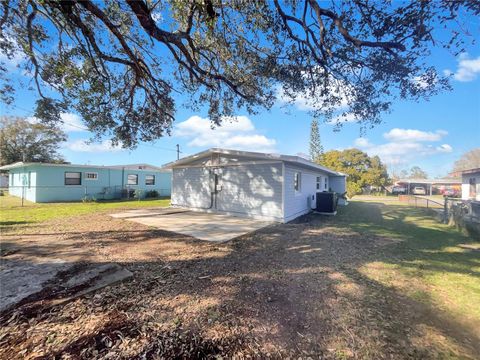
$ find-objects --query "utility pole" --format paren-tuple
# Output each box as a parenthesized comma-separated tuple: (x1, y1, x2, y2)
(176, 144, 180, 160)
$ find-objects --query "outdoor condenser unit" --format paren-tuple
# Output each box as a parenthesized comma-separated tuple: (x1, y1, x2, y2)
(316, 192, 338, 214)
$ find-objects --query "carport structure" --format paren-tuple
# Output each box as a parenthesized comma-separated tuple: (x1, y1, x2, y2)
(396, 178, 461, 196)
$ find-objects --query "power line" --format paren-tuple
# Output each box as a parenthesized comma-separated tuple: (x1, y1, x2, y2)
(5, 104, 182, 154)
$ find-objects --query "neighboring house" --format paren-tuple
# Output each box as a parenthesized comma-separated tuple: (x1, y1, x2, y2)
(163, 148, 347, 223)
(0, 162, 171, 203)
(461, 168, 480, 201)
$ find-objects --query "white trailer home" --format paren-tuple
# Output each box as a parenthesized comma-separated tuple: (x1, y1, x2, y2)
(163, 148, 347, 223)
(461, 168, 480, 201)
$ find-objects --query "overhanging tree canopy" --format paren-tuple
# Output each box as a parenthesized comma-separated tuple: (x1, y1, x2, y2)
(1, 0, 478, 147)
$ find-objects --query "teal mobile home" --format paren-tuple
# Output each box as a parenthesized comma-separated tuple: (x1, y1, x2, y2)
(1, 162, 171, 203)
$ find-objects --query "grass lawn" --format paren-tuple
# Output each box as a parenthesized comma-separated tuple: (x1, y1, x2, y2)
(337, 199, 480, 335)
(0, 194, 170, 230)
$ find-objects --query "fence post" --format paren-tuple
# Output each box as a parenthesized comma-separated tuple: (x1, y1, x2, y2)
(443, 196, 448, 224)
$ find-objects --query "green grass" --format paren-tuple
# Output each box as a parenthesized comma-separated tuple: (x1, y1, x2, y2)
(332, 200, 480, 328)
(0, 194, 170, 229)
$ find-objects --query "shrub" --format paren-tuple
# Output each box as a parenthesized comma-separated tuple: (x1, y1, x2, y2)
(145, 190, 159, 198)
(134, 189, 143, 199)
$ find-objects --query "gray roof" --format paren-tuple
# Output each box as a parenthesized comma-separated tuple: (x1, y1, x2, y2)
(162, 148, 346, 176)
(0, 162, 169, 172)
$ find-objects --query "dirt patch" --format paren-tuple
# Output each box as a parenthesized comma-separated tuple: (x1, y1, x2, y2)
(0, 210, 478, 359)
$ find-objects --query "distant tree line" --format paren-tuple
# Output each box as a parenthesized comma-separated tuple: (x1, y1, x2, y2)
(0, 116, 66, 166)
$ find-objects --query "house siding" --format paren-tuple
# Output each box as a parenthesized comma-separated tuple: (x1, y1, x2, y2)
(171, 167, 212, 209)
(283, 164, 346, 222)
(172, 163, 283, 221)
(216, 163, 283, 220)
(462, 171, 480, 201)
(284, 164, 322, 222)
(6, 165, 171, 203)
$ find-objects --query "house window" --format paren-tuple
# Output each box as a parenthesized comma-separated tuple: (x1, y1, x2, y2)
(127, 174, 138, 185)
(145, 175, 155, 185)
(325, 177, 328, 190)
(65, 172, 81, 185)
(85, 172, 98, 180)
(316, 176, 321, 190)
(294, 172, 301, 192)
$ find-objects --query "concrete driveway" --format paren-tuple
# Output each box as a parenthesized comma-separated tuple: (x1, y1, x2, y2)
(110, 208, 273, 242)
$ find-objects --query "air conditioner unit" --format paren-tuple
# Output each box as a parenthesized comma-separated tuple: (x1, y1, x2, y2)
(316, 192, 338, 215)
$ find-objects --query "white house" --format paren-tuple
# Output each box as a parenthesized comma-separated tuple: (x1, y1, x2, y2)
(163, 148, 347, 223)
(461, 168, 480, 201)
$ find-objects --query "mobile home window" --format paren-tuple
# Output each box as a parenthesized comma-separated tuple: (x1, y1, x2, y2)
(127, 174, 138, 185)
(85, 172, 98, 180)
(316, 176, 321, 190)
(294, 172, 301, 192)
(65, 172, 81, 185)
(145, 175, 155, 185)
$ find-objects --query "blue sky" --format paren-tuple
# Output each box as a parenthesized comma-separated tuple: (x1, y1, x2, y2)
(1, 26, 479, 178)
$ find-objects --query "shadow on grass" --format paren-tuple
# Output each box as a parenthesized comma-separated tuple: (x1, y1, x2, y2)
(1, 201, 479, 358)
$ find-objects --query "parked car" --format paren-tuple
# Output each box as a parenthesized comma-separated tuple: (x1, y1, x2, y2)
(392, 186, 407, 195)
(443, 189, 460, 197)
(412, 186, 426, 195)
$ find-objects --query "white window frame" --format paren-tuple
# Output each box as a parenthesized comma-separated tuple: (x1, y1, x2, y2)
(145, 174, 155, 186)
(127, 174, 138, 185)
(294, 172, 302, 193)
(65, 172, 82, 186)
(85, 172, 98, 180)
(325, 177, 328, 190)
(316, 176, 321, 190)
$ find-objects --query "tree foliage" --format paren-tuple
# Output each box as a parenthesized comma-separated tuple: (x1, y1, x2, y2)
(452, 148, 480, 172)
(318, 148, 389, 197)
(0, 116, 66, 166)
(309, 119, 323, 162)
(408, 166, 428, 179)
(0, 1, 478, 147)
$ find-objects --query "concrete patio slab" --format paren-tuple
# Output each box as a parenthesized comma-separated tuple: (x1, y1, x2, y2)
(109, 209, 273, 242)
(0, 258, 73, 312)
(0, 258, 132, 312)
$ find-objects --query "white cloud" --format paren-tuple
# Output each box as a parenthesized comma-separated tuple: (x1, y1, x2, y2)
(383, 128, 447, 142)
(26, 112, 88, 133)
(436, 144, 453, 153)
(275, 73, 352, 112)
(65, 139, 123, 153)
(354, 128, 452, 166)
(175, 115, 276, 153)
(354, 137, 372, 147)
(444, 54, 480, 82)
(60, 113, 87, 132)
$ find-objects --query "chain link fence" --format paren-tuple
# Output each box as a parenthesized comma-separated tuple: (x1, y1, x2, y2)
(1, 185, 170, 205)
